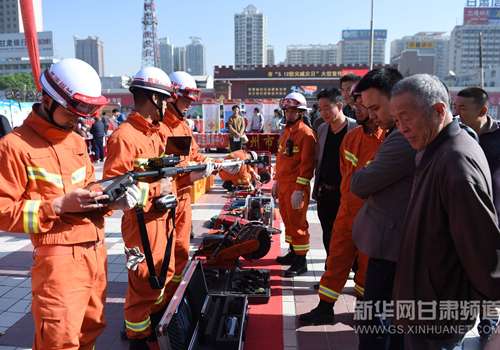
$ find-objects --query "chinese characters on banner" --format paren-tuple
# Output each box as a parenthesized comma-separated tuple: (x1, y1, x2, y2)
(202, 99, 220, 133)
(245, 133, 280, 154)
(193, 133, 228, 148)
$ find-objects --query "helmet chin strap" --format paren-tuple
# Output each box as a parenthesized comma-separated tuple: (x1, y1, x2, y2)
(147, 92, 165, 122)
(286, 111, 302, 125)
(172, 100, 185, 119)
(45, 100, 66, 129)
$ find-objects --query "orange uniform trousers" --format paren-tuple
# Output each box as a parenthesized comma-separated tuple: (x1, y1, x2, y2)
(31, 243, 107, 350)
(318, 199, 370, 302)
(164, 186, 192, 302)
(278, 181, 311, 255)
(123, 213, 174, 339)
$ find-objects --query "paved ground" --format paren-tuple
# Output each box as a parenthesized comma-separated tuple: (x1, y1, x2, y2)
(0, 155, 491, 350)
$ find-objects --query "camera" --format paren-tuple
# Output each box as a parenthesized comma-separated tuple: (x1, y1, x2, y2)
(155, 194, 178, 211)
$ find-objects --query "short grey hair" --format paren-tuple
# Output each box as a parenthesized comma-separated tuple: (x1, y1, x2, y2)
(391, 74, 450, 118)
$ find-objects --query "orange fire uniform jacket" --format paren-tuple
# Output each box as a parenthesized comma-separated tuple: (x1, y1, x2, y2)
(275, 119, 316, 254)
(318, 125, 384, 303)
(0, 106, 107, 349)
(160, 109, 221, 302)
(219, 150, 257, 185)
(103, 110, 174, 340)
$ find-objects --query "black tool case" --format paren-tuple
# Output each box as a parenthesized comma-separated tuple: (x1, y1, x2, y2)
(203, 267, 271, 304)
(156, 259, 249, 350)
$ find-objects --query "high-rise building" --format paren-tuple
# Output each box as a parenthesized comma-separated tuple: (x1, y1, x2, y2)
(174, 46, 186, 72)
(267, 45, 275, 66)
(186, 37, 206, 76)
(159, 37, 174, 75)
(234, 5, 267, 67)
(286, 44, 337, 65)
(0, 0, 43, 34)
(391, 32, 450, 79)
(74, 35, 104, 77)
(449, 24, 500, 77)
(337, 29, 386, 65)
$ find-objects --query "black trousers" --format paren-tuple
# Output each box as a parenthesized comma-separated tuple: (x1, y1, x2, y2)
(316, 188, 341, 256)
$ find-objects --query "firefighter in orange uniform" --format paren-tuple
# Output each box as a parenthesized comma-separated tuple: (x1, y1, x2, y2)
(103, 67, 182, 349)
(161, 71, 222, 303)
(272, 92, 316, 277)
(0, 59, 110, 349)
(299, 82, 385, 325)
(219, 149, 259, 191)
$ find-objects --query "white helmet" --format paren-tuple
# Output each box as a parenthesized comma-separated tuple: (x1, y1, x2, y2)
(129, 67, 174, 96)
(40, 58, 108, 118)
(169, 71, 202, 101)
(248, 150, 258, 161)
(279, 92, 307, 110)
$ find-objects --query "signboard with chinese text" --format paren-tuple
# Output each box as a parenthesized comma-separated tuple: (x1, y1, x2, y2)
(407, 42, 435, 49)
(193, 133, 228, 149)
(0, 31, 53, 58)
(464, 7, 490, 24)
(202, 99, 220, 133)
(245, 133, 280, 154)
(247, 83, 335, 99)
(489, 8, 500, 24)
(342, 29, 387, 40)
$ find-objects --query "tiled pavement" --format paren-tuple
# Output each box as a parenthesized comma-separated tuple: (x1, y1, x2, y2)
(0, 155, 491, 350)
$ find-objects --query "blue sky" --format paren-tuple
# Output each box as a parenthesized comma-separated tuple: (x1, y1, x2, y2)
(41, 0, 467, 77)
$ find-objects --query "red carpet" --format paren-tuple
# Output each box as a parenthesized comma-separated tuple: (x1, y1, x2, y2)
(208, 193, 284, 350)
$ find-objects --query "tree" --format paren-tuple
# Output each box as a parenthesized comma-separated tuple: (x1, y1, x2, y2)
(0, 73, 36, 91)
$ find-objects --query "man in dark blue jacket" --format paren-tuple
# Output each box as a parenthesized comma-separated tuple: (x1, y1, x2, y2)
(89, 115, 105, 162)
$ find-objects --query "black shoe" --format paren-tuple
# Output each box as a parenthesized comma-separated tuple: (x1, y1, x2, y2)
(120, 321, 128, 340)
(129, 338, 149, 350)
(299, 299, 335, 326)
(285, 254, 307, 277)
(313, 282, 320, 290)
(276, 245, 298, 265)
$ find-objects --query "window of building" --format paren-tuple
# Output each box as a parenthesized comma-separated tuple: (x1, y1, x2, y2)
(7, 24, 10, 28)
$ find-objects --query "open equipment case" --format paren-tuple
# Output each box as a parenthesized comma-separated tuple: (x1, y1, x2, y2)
(156, 259, 249, 350)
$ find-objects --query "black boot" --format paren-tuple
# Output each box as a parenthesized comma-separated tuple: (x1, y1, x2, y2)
(285, 254, 307, 277)
(299, 299, 335, 326)
(129, 338, 150, 350)
(276, 244, 298, 265)
(120, 321, 128, 340)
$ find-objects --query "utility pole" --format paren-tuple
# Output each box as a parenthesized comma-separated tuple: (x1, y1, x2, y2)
(141, 0, 160, 68)
(478, 31, 484, 88)
(369, 0, 374, 70)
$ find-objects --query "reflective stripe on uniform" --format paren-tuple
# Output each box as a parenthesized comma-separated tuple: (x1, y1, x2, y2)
(23, 200, 41, 234)
(171, 274, 183, 283)
(354, 283, 364, 296)
(155, 288, 165, 305)
(133, 158, 149, 169)
(293, 146, 299, 153)
(71, 166, 86, 184)
(237, 178, 249, 184)
(285, 235, 292, 244)
(344, 150, 358, 167)
(296, 177, 310, 186)
(27, 167, 63, 188)
(293, 243, 309, 252)
(248, 168, 254, 173)
(125, 317, 151, 332)
(188, 161, 198, 166)
(137, 182, 149, 207)
(319, 285, 340, 301)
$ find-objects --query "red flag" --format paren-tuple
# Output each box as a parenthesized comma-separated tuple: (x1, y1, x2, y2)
(19, 0, 41, 92)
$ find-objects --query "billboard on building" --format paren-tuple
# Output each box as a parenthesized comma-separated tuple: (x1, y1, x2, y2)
(407, 41, 435, 49)
(0, 31, 53, 59)
(342, 30, 387, 40)
(464, 7, 490, 24)
(489, 8, 500, 25)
